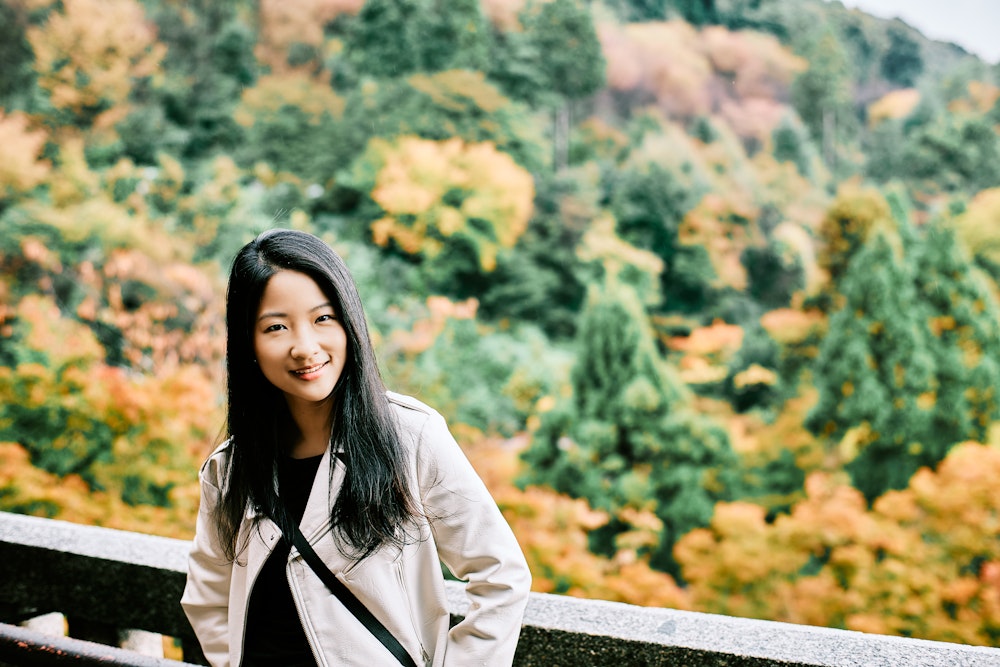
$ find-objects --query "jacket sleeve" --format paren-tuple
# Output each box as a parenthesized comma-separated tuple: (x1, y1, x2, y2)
(180, 456, 233, 667)
(415, 410, 532, 667)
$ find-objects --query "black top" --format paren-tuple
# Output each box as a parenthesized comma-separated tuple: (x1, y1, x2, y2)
(242, 453, 324, 667)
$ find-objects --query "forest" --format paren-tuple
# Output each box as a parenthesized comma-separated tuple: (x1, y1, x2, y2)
(2, 0, 1000, 648)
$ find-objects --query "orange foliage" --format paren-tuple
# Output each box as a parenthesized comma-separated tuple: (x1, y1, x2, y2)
(464, 437, 690, 609)
(27, 0, 165, 119)
(256, 0, 362, 72)
(0, 111, 50, 199)
(677, 443, 1000, 645)
(759, 308, 825, 345)
(0, 441, 198, 539)
(680, 192, 761, 290)
(667, 320, 743, 386)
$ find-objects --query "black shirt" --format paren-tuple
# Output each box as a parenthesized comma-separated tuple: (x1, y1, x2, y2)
(242, 454, 324, 667)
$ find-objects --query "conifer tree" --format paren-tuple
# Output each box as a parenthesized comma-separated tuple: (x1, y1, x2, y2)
(807, 233, 938, 501)
(420, 0, 491, 73)
(522, 281, 736, 575)
(343, 0, 424, 79)
(913, 222, 1000, 453)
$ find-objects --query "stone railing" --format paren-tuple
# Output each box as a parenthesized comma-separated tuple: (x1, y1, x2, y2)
(2, 511, 1000, 667)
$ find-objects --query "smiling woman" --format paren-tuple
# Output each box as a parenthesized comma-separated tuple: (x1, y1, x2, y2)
(253, 270, 348, 458)
(181, 229, 531, 667)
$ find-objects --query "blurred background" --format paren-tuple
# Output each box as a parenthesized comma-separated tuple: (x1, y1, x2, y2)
(2, 0, 1000, 649)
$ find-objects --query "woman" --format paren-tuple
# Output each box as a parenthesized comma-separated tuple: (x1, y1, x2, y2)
(181, 229, 531, 667)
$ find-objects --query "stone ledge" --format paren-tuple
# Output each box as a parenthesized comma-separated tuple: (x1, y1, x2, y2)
(4, 511, 1000, 667)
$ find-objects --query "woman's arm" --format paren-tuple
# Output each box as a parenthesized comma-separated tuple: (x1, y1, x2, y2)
(181, 457, 233, 667)
(415, 409, 532, 667)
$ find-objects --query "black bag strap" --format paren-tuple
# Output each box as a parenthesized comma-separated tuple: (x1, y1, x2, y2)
(287, 525, 418, 667)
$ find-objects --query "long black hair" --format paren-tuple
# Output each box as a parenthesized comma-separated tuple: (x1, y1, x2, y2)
(215, 228, 420, 561)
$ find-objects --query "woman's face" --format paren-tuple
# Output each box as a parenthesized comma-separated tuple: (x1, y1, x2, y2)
(253, 270, 348, 414)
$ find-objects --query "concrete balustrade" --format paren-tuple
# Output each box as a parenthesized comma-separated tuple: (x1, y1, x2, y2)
(2, 511, 1000, 667)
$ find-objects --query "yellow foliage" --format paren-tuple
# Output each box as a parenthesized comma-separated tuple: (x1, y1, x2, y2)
(27, 0, 165, 117)
(734, 363, 778, 389)
(868, 88, 921, 126)
(235, 74, 345, 128)
(955, 188, 1000, 268)
(0, 111, 50, 199)
(409, 70, 510, 115)
(577, 214, 663, 301)
(367, 137, 534, 270)
(817, 185, 895, 284)
(17, 295, 104, 366)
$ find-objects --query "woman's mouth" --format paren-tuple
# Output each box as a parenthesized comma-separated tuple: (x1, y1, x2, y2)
(292, 361, 328, 378)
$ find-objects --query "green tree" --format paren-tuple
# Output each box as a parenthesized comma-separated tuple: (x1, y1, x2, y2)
(671, 0, 718, 25)
(790, 29, 855, 167)
(807, 233, 937, 501)
(914, 222, 1000, 452)
(521, 282, 736, 575)
(419, 0, 491, 73)
(609, 163, 717, 314)
(900, 115, 1000, 194)
(521, 0, 606, 103)
(343, 0, 492, 81)
(342, 0, 424, 79)
(147, 0, 255, 159)
(880, 22, 924, 87)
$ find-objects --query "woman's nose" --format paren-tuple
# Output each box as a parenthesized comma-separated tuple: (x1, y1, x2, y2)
(290, 330, 320, 358)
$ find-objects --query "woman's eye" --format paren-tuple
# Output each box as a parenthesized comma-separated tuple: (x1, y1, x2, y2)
(316, 314, 337, 323)
(263, 323, 285, 332)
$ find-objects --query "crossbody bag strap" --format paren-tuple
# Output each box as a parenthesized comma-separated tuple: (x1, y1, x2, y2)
(288, 525, 418, 667)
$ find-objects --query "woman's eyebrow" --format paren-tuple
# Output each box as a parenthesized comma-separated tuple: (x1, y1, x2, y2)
(257, 303, 333, 322)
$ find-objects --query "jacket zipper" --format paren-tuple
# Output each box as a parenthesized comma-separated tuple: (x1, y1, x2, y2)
(395, 562, 431, 666)
(287, 552, 327, 667)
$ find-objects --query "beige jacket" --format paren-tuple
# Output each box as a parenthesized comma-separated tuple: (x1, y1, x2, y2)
(181, 393, 531, 667)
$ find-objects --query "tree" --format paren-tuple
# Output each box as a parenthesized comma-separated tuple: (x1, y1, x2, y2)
(913, 221, 1000, 451)
(815, 187, 895, 306)
(901, 115, 1000, 195)
(519, 0, 606, 170)
(336, 69, 546, 174)
(609, 162, 717, 314)
(521, 282, 736, 575)
(27, 0, 165, 127)
(790, 29, 854, 167)
(677, 444, 1000, 646)
(347, 136, 535, 273)
(880, 22, 923, 87)
(807, 232, 938, 501)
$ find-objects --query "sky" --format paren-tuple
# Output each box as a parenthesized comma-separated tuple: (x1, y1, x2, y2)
(837, 0, 1000, 64)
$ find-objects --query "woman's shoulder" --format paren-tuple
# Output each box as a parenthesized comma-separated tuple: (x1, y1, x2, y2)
(386, 391, 446, 436)
(198, 439, 232, 487)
